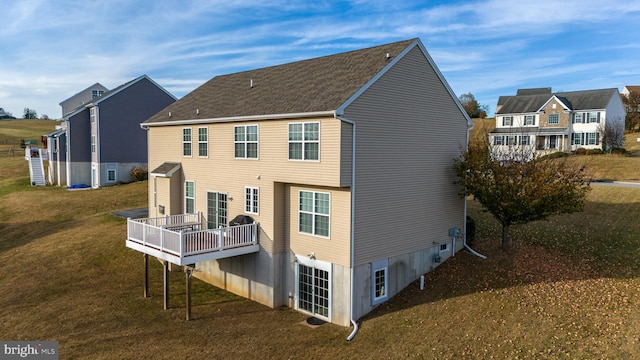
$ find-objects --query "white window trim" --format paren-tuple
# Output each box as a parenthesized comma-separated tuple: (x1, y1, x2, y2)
(244, 186, 259, 214)
(288, 122, 320, 161)
(502, 116, 512, 126)
(298, 190, 330, 238)
(524, 115, 535, 126)
(234, 124, 259, 159)
(198, 127, 208, 158)
(91, 135, 96, 153)
(294, 256, 332, 322)
(371, 259, 389, 305)
(548, 113, 559, 124)
(185, 180, 195, 214)
(439, 243, 449, 252)
(183, 127, 192, 157)
(106, 168, 117, 183)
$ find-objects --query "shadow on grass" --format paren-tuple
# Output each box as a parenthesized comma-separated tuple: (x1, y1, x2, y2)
(0, 218, 78, 253)
(363, 198, 640, 322)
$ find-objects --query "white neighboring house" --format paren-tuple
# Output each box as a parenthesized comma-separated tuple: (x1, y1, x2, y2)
(490, 88, 626, 158)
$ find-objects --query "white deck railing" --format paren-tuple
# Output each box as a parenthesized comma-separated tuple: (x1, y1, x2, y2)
(126, 213, 259, 266)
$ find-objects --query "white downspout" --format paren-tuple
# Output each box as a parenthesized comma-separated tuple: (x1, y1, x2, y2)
(463, 117, 486, 259)
(337, 114, 359, 341)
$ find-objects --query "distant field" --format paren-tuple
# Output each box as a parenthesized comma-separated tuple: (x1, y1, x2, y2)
(0, 120, 638, 358)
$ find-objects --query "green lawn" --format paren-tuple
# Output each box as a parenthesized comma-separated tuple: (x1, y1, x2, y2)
(0, 121, 639, 358)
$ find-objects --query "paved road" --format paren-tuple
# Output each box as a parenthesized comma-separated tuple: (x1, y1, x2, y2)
(592, 181, 640, 188)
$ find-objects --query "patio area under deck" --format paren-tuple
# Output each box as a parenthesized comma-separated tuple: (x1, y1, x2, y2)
(125, 212, 259, 266)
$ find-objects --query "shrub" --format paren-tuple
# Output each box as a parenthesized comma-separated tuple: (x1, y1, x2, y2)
(610, 147, 629, 156)
(575, 148, 587, 155)
(130, 166, 148, 182)
(585, 149, 603, 155)
(539, 151, 568, 160)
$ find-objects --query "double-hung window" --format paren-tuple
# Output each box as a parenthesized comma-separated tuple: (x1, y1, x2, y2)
(524, 115, 535, 126)
(587, 132, 598, 145)
(588, 113, 598, 123)
(507, 136, 516, 145)
(494, 136, 504, 145)
(548, 114, 559, 124)
(91, 90, 104, 99)
(573, 113, 583, 124)
(198, 127, 208, 157)
(245, 186, 259, 214)
(91, 135, 96, 153)
(234, 125, 258, 159)
(502, 116, 512, 126)
(519, 135, 531, 145)
(183, 128, 192, 157)
(572, 133, 583, 145)
(185, 181, 195, 214)
(299, 191, 330, 237)
(289, 122, 319, 160)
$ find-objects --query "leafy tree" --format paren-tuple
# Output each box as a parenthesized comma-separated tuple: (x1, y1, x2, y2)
(23, 108, 38, 119)
(453, 138, 591, 250)
(459, 92, 489, 119)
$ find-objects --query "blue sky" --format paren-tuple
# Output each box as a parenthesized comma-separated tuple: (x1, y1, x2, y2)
(1, 0, 639, 118)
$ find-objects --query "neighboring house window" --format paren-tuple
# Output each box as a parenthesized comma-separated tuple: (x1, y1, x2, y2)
(494, 136, 504, 145)
(288, 122, 320, 161)
(90, 107, 96, 122)
(573, 113, 583, 124)
(519, 136, 531, 145)
(502, 116, 512, 126)
(588, 113, 598, 123)
(371, 259, 389, 305)
(572, 133, 583, 145)
(185, 181, 195, 214)
(91, 90, 104, 98)
(234, 125, 258, 159)
(198, 127, 208, 157)
(524, 115, 535, 125)
(587, 132, 598, 145)
(91, 135, 96, 153)
(183, 128, 192, 157)
(548, 114, 559, 124)
(507, 136, 516, 145)
(299, 191, 330, 237)
(245, 186, 259, 214)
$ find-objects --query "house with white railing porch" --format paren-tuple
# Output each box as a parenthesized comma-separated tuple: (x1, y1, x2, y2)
(128, 39, 474, 331)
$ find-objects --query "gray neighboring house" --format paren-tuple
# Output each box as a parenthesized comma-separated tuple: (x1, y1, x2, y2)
(0, 108, 16, 119)
(59, 83, 109, 118)
(57, 75, 176, 188)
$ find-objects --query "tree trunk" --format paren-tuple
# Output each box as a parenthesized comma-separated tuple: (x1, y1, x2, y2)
(501, 223, 510, 250)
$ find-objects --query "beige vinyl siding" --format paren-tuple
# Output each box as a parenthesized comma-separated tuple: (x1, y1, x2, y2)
(288, 184, 351, 267)
(146, 116, 345, 255)
(343, 45, 467, 266)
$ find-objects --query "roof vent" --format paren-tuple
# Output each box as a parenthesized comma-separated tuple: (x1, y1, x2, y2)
(386, 53, 390, 59)
(168, 111, 172, 118)
(250, 79, 254, 88)
(196, 108, 199, 115)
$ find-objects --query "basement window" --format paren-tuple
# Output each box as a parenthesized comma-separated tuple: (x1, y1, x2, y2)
(371, 259, 388, 305)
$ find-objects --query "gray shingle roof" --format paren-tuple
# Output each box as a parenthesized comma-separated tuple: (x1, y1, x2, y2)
(144, 39, 417, 124)
(516, 88, 552, 96)
(496, 88, 619, 114)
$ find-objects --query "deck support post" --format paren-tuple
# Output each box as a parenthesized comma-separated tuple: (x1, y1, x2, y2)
(185, 266, 193, 321)
(143, 254, 149, 298)
(163, 260, 169, 310)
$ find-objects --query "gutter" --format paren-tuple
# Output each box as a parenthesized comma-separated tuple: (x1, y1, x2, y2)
(335, 113, 359, 341)
(141, 110, 336, 129)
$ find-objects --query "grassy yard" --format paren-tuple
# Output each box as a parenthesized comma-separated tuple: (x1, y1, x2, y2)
(1, 121, 639, 358)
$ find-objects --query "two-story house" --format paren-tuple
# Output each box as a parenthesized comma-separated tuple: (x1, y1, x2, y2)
(126, 39, 472, 328)
(54, 75, 176, 188)
(490, 88, 626, 158)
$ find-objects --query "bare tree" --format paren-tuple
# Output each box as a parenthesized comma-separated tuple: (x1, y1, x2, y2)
(597, 117, 625, 152)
